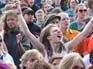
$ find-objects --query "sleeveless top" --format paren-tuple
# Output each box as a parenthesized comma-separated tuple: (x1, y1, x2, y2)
(44, 49, 67, 62)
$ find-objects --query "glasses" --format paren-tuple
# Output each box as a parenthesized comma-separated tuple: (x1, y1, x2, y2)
(73, 65, 84, 69)
(78, 9, 87, 13)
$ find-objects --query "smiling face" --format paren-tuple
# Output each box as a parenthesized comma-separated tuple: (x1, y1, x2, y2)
(6, 15, 18, 29)
(48, 26, 62, 43)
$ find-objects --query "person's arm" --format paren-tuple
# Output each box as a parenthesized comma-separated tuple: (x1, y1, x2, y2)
(2, 40, 8, 52)
(65, 17, 93, 52)
(16, 33, 25, 56)
(17, 3, 45, 55)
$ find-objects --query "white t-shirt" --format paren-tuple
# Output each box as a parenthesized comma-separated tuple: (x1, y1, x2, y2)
(0, 51, 14, 64)
(83, 54, 90, 69)
(44, 49, 67, 62)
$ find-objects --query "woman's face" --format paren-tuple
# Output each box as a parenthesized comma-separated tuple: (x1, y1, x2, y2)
(43, 4, 51, 14)
(48, 26, 62, 43)
(70, 0, 77, 8)
(6, 15, 17, 29)
(24, 56, 38, 69)
(77, 6, 87, 19)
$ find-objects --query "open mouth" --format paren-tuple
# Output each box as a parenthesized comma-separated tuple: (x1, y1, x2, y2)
(57, 35, 61, 38)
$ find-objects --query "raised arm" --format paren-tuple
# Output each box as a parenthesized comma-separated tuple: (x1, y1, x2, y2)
(16, 2, 45, 55)
(65, 17, 93, 52)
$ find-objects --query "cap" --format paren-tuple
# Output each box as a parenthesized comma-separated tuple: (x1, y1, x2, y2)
(22, 7, 34, 15)
(43, 13, 61, 27)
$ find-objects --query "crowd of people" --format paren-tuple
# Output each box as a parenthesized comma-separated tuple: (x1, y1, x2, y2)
(0, 0, 93, 69)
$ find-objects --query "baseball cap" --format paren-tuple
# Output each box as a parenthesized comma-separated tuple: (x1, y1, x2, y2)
(22, 7, 34, 15)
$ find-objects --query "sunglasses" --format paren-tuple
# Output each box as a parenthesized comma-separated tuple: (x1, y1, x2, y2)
(78, 9, 87, 13)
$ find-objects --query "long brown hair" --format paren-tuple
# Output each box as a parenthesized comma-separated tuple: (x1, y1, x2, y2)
(40, 24, 65, 57)
(2, 10, 20, 38)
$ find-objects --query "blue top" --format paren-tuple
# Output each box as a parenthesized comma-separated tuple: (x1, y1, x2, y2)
(66, 8, 75, 17)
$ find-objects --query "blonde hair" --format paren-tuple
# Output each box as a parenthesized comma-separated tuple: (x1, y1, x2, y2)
(20, 49, 44, 69)
(75, 3, 86, 13)
(32, 60, 51, 69)
(35, 9, 44, 15)
(58, 52, 86, 69)
(75, 3, 86, 18)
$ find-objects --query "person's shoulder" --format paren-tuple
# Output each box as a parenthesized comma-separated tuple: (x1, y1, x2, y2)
(70, 21, 77, 24)
(33, 24, 41, 30)
(69, 21, 78, 28)
(66, 8, 72, 12)
(69, 29, 79, 33)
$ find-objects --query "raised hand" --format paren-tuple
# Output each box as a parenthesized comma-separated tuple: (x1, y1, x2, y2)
(16, 33, 22, 44)
(11, 0, 22, 14)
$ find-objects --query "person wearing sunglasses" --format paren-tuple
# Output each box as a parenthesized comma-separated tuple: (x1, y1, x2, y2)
(69, 3, 87, 32)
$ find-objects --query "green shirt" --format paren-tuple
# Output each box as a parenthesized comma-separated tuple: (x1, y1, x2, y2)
(69, 21, 83, 32)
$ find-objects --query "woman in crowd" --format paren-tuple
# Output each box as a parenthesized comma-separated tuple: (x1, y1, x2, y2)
(2, 10, 30, 68)
(66, 0, 77, 22)
(42, 3, 53, 16)
(69, 3, 87, 32)
(20, 49, 44, 69)
(58, 52, 86, 69)
(17, 2, 93, 61)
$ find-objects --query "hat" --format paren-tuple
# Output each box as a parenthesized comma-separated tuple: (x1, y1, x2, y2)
(43, 13, 61, 27)
(22, 7, 34, 15)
